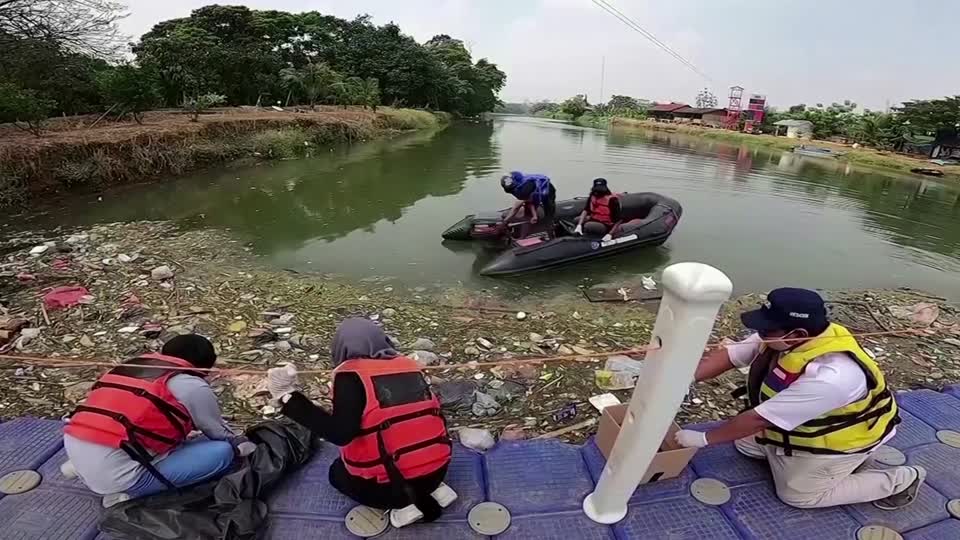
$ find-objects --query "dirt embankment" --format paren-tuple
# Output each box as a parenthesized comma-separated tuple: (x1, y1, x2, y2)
(607, 117, 960, 180)
(1, 221, 957, 443)
(0, 107, 446, 207)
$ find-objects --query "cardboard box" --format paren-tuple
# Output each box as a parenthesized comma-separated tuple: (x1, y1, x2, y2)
(595, 404, 698, 484)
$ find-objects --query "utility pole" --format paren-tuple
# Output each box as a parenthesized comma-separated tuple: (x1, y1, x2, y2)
(599, 56, 606, 104)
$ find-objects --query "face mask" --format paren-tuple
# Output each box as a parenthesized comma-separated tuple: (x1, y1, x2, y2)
(766, 329, 803, 351)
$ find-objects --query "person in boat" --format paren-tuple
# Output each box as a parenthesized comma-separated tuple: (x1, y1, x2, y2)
(63, 335, 250, 508)
(574, 177, 621, 241)
(499, 170, 556, 226)
(267, 317, 456, 529)
(675, 288, 922, 511)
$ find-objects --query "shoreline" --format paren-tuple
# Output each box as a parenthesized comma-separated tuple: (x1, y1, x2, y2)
(1, 221, 957, 442)
(598, 117, 960, 180)
(0, 107, 448, 208)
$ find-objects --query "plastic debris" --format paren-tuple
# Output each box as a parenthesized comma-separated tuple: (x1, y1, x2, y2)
(588, 393, 621, 412)
(29, 245, 49, 256)
(515, 311, 527, 321)
(228, 321, 248, 333)
(476, 337, 494, 349)
(472, 391, 501, 417)
(458, 427, 495, 451)
(642, 276, 657, 290)
(551, 403, 578, 423)
(42, 286, 91, 310)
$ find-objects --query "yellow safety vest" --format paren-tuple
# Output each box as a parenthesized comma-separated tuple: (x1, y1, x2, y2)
(748, 323, 899, 455)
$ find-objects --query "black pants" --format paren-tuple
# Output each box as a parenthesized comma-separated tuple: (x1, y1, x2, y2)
(329, 458, 448, 510)
(583, 220, 610, 237)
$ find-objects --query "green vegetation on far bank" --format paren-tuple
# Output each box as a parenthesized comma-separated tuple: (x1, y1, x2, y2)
(0, 107, 446, 207)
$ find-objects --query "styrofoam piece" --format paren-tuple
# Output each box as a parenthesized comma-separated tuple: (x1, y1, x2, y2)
(857, 525, 903, 540)
(845, 483, 948, 533)
(584, 263, 733, 524)
(501, 510, 615, 540)
(885, 410, 938, 451)
(721, 483, 860, 540)
(898, 390, 960, 431)
(690, 478, 730, 505)
(345, 506, 388, 538)
(467, 502, 511, 536)
(690, 441, 771, 487)
(581, 438, 695, 505)
(0, 470, 41, 494)
(903, 519, 960, 540)
(486, 440, 594, 515)
(872, 446, 907, 466)
(613, 496, 741, 540)
(907, 443, 960, 498)
(267, 444, 354, 518)
(0, 488, 101, 540)
(935, 430, 960, 448)
(0, 418, 64, 479)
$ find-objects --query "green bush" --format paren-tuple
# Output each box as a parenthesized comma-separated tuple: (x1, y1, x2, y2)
(183, 93, 226, 121)
(249, 128, 310, 158)
(376, 108, 439, 130)
(0, 83, 57, 136)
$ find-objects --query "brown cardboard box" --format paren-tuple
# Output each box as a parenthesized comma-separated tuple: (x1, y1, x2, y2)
(595, 403, 698, 484)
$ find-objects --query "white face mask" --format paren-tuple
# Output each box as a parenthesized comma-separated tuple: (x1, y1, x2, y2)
(766, 329, 805, 351)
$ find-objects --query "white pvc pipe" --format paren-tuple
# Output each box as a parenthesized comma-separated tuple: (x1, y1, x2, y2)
(583, 262, 733, 524)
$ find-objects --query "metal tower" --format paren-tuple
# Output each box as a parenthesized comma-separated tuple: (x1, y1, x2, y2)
(725, 86, 743, 130)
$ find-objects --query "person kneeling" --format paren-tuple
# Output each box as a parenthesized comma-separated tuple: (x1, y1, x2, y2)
(63, 335, 251, 508)
(267, 318, 456, 528)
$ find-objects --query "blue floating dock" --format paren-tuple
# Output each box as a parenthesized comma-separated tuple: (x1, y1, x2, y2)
(485, 440, 594, 515)
(6, 388, 960, 539)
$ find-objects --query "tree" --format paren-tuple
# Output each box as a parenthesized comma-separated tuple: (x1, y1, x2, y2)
(332, 76, 363, 108)
(359, 78, 380, 111)
(0, 83, 57, 136)
(530, 101, 558, 115)
(183, 93, 226, 122)
(279, 67, 302, 107)
(895, 96, 960, 134)
(560, 94, 589, 118)
(301, 62, 340, 109)
(695, 88, 718, 108)
(97, 64, 162, 123)
(0, 0, 127, 56)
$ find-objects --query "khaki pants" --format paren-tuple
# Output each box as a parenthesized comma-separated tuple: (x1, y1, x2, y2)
(735, 436, 915, 509)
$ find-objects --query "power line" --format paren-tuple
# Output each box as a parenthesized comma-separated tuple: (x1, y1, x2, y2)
(589, 0, 711, 81)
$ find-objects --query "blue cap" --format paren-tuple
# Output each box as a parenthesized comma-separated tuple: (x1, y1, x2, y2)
(740, 288, 828, 334)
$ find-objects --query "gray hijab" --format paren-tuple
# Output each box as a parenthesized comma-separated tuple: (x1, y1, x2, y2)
(331, 317, 398, 366)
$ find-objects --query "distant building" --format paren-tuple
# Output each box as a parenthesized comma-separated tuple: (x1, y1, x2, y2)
(648, 102, 688, 121)
(931, 129, 960, 161)
(672, 107, 728, 127)
(773, 119, 814, 139)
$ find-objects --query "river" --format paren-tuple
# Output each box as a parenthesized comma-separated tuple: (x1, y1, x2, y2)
(17, 115, 960, 300)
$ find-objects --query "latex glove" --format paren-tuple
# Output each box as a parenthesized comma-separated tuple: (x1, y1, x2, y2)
(674, 429, 709, 448)
(574, 224, 583, 235)
(601, 234, 613, 242)
(267, 363, 299, 400)
(236, 441, 257, 457)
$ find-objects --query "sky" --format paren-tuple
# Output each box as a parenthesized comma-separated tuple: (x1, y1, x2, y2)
(118, 0, 959, 111)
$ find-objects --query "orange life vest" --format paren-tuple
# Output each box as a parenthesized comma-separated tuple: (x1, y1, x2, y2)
(589, 194, 617, 226)
(65, 353, 198, 456)
(335, 357, 451, 484)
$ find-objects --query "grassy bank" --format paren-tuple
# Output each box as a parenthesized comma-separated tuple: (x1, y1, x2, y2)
(0, 107, 446, 207)
(606, 117, 960, 180)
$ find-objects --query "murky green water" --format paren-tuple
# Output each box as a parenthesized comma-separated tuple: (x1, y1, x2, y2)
(19, 116, 960, 299)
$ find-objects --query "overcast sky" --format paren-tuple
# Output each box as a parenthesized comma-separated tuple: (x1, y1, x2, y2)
(119, 0, 958, 110)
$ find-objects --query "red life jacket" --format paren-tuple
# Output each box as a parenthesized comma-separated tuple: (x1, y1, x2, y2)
(335, 357, 451, 484)
(64, 353, 198, 456)
(589, 194, 617, 226)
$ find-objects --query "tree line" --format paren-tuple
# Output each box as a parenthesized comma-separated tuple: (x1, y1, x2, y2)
(0, 3, 507, 135)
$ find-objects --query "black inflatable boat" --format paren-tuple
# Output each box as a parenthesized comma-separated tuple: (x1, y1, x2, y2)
(442, 192, 682, 276)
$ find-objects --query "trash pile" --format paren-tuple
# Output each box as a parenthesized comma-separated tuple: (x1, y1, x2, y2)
(0, 221, 957, 444)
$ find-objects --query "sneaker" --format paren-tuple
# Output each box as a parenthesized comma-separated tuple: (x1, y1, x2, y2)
(389, 504, 423, 528)
(59, 461, 78, 480)
(430, 482, 458, 508)
(101, 493, 131, 508)
(873, 466, 926, 510)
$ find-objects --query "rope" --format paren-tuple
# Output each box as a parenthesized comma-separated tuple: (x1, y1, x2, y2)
(0, 328, 928, 376)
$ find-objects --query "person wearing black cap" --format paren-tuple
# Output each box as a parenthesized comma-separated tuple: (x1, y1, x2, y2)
(674, 288, 923, 511)
(574, 178, 621, 241)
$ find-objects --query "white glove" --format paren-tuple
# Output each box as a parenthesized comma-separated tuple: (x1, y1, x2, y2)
(236, 441, 257, 457)
(267, 363, 299, 400)
(674, 429, 709, 448)
(574, 224, 583, 235)
(601, 234, 613, 242)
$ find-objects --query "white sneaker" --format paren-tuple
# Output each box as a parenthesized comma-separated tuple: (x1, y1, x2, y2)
(430, 483, 458, 508)
(389, 504, 424, 528)
(59, 461, 78, 479)
(102, 493, 131, 508)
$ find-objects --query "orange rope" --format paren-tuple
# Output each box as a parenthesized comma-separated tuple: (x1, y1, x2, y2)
(0, 328, 928, 376)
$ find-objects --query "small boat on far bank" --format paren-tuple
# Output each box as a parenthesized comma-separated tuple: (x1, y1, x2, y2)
(793, 145, 845, 159)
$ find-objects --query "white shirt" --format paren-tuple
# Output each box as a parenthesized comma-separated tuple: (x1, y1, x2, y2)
(726, 333, 895, 454)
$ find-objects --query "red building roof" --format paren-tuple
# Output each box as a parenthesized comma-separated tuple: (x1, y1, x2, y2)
(648, 102, 689, 112)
